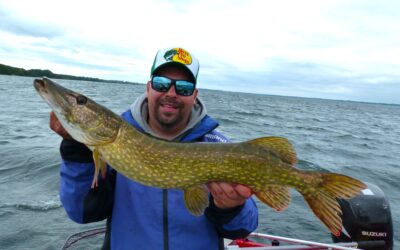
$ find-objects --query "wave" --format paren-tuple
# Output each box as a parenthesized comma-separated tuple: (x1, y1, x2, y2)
(0, 210, 14, 218)
(335, 134, 361, 140)
(0, 198, 62, 212)
(290, 126, 331, 133)
(232, 110, 266, 117)
(0, 140, 11, 145)
(9, 134, 43, 140)
(0, 157, 59, 183)
(297, 159, 328, 172)
(214, 117, 240, 125)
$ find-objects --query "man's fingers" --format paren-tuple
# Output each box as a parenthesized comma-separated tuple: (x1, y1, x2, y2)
(207, 182, 254, 209)
(234, 184, 253, 198)
(208, 182, 237, 199)
(218, 182, 240, 200)
(208, 182, 252, 199)
(49, 111, 58, 131)
(207, 182, 223, 197)
(49, 111, 72, 139)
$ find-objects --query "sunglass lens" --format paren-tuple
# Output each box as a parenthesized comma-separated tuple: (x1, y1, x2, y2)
(152, 76, 172, 92)
(176, 81, 195, 96)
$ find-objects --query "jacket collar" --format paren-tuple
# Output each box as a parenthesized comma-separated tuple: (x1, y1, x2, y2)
(121, 110, 219, 142)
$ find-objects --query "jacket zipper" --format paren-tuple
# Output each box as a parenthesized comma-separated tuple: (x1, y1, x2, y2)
(163, 189, 169, 250)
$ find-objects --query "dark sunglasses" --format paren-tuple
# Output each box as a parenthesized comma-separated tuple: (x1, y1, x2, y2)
(151, 76, 196, 96)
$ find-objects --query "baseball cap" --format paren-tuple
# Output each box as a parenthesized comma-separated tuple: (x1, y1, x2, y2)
(150, 47, 199, 83)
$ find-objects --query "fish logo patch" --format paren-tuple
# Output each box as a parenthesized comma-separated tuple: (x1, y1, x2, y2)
(164, 48, 192, 65)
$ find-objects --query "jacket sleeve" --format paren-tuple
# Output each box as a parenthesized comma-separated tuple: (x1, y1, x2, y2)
(205, 197, 258, 239)
(59, 139, 114, 224)
(203, 130, 259, 239)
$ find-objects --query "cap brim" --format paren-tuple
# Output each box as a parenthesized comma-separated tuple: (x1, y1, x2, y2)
(152, 62, 196, 83)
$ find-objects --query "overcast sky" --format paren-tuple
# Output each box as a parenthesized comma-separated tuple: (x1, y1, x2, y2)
(1, 0, 399, 104)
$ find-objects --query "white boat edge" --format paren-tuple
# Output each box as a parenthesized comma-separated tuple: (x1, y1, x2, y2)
(224, 232, 360, 250)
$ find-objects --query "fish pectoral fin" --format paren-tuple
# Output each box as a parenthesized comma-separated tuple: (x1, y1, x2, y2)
(247, 137, 297, 165)
(91, 147, 107, 189)
(183, 185, 210, 216)
(255, 186, 291, 211)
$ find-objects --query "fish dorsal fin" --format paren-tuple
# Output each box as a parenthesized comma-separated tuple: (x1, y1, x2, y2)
(183, 185, 209, 216)
(247, 137, 297, 165)
(255, 186, 291, 211)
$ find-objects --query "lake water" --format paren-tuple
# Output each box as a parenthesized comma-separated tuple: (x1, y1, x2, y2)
(0, 75, 398, 249)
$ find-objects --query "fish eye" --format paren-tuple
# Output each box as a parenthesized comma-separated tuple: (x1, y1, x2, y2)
(76, 95, 87, 105)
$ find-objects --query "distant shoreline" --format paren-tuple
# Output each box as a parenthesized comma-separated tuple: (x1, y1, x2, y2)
(1, 63, 398, 106)
(0, 63, 140, 85)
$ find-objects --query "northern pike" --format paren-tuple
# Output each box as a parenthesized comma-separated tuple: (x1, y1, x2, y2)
(34, 77, 366, 236)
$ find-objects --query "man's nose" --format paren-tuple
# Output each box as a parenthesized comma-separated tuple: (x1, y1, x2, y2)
(166, 84, 177, 96)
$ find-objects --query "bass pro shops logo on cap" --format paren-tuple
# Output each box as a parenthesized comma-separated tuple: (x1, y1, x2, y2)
(151, 47, 199, 82)
(164, 48, 192, 65)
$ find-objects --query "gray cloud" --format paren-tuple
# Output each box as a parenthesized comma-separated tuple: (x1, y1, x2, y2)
(1, 1, 399, 104)
(0, 8, 62, 38)
(201, 58, 400, 104)
(48, 56, 122, 72)
(30, 48, 122, 72)
(0, 41, 121, 74)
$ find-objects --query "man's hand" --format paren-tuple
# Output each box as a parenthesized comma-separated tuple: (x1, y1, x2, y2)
(207, 182, 253, 209)
(49, 111, 72, 139)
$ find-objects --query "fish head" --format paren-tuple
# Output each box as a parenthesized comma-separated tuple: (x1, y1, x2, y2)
(34, 77, 121, 146)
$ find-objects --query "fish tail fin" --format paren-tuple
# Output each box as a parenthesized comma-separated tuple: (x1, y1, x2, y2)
(298, 172, 366, 236)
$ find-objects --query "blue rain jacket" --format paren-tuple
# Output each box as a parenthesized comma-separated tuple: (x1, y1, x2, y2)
(59, 110, 258, 250)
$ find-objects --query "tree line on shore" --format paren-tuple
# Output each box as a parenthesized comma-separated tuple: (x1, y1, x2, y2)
(0, 63, 138, 84)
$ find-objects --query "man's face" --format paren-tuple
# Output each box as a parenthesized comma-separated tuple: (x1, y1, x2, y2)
(147, 65, 198, 131)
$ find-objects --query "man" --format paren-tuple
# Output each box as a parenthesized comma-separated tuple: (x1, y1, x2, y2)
(52, 47, 258, 250)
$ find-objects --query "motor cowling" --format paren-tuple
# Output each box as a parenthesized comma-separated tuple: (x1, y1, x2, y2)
(332, 183, 393, 250)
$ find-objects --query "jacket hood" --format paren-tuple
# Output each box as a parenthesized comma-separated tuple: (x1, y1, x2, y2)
(130, 93, 208, 141)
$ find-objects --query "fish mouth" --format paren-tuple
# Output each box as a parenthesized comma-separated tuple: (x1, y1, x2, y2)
(34, 77, 122, 146)
(33, 78, 48, 95)
(34, 77, 58, 99)
(34, 77, 63, 96)
(33, 77, 72, 115)
(34, 78, 56, 108)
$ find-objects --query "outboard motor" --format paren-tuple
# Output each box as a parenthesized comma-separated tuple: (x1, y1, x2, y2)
(332, 183, 393, 250)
